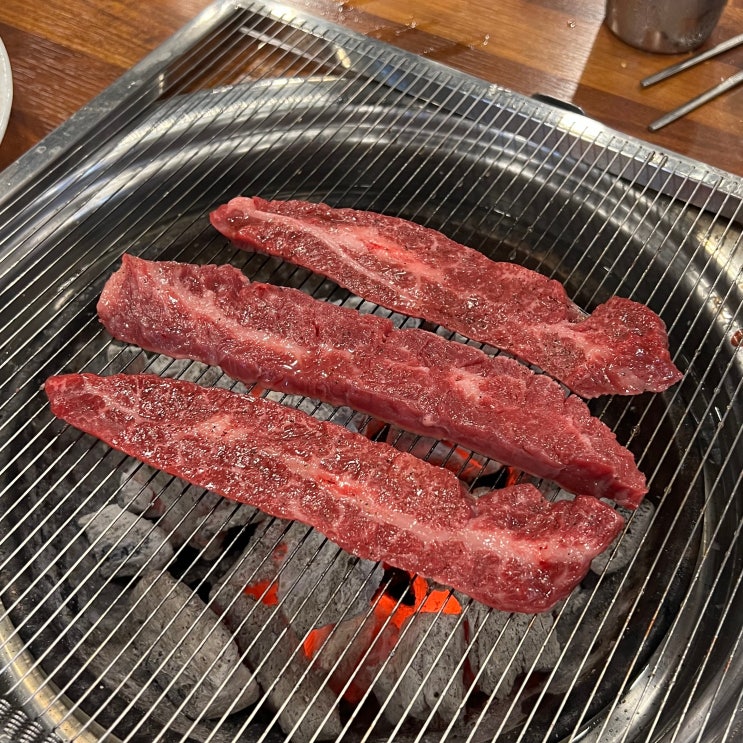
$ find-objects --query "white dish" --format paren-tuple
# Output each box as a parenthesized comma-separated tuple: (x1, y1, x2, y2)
(0, 36, 12, 146)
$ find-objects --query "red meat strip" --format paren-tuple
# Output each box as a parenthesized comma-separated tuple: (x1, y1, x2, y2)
(97, 255, 647, 507)
(44, 373, 625, 612)
(210, 197, 682, 398)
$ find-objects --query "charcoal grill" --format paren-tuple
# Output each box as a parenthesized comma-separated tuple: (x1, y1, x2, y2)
(0, 1, 742, 741)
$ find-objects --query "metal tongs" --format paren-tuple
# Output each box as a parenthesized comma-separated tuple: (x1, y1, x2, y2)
(643, 32, 743, 131)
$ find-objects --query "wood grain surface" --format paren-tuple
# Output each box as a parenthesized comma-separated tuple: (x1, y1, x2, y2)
(1, 0, 742, 176)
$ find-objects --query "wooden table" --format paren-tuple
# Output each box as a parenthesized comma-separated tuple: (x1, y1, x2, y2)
(1, 0, 742, 176)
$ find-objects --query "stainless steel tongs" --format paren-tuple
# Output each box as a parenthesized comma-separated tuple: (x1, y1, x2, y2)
(642, 32, 743, 130)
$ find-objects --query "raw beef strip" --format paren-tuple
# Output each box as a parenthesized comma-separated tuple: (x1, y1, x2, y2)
(97, 255, 647, 507)
(210, 196, 682, 398)
(44, 373, 625, 613)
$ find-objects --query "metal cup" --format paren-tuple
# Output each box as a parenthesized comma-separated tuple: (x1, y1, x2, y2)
(605, 0, 728, 53)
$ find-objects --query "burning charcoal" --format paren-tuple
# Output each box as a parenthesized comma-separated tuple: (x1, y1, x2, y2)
(210, 517, 293, 597)
(591, 499, 655, 575)
(374, 599, 466, 725)
(303, 609, 395, 704)
(129, 570, 259, 720)
(465, 603, 561, 699)
(117, 462, 163, 515)
(225, 598, 342, 742)
(77, 504, 174, 579)
(214, 517, 381, 636)
(117, 464, 264, 560)
(210, 520, 342, 742)
(277, 530, 383, 636)
(551, 490, 652, 576)
(385, 427, 502, 485)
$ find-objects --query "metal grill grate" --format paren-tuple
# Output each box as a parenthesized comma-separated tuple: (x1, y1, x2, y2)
(0, 1, 742, 741)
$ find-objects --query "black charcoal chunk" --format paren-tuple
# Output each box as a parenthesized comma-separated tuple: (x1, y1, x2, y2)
(210, 521, 343, 742)
(466, 604, 561, 699)
(591, 499, 655, 575)
(130, 570, 259, 720)
(117, 464, 264, 559)
(78, 504, 174, 578)
(375, 610, 466, 725)
(276, 529, 383, 636)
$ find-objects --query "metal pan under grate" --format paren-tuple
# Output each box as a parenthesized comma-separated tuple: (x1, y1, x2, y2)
(0, 2, 741, 742)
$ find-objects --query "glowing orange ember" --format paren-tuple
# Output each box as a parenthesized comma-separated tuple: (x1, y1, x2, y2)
(374, 574, 461, 630)
(504, 467, 521, 487)
(301, 572, 461, 702)
(302, 623, 334, 659)
(243, 579, 279, 605)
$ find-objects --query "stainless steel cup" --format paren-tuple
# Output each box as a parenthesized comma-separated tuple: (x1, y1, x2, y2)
(605, 0, 728, 53)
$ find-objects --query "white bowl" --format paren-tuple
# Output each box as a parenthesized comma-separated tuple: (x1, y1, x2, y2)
(0, 36, 13, 146)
